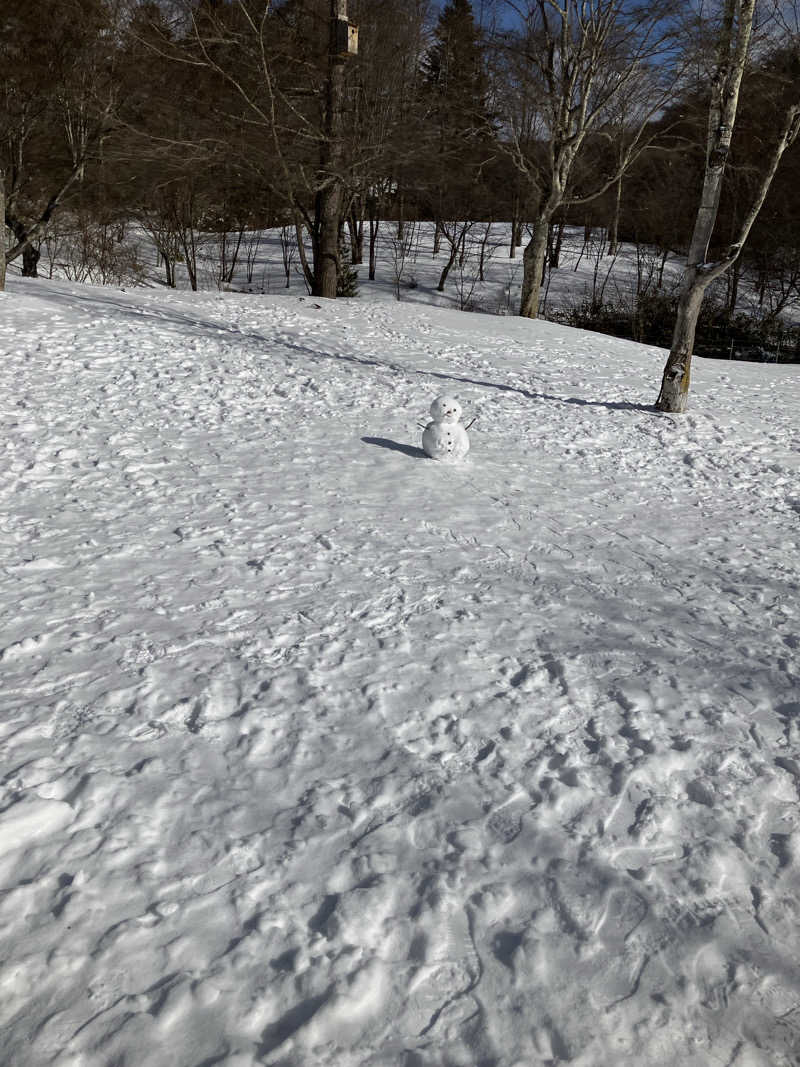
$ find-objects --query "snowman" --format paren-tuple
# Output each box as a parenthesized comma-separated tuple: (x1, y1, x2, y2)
(421, 394, 470, 461)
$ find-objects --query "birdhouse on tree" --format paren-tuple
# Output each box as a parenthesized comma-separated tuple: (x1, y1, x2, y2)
(333, 18, 358, 57)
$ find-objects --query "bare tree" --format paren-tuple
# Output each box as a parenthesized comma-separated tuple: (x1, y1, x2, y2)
(279, 223, 296, 287)
(139, 198, 182, 289)
(655, 0, 800, 411)
(1, 0, 117, 276)
(498, 0, 678, 320)
(345, 1, 433, 284)
(388, 219, 418, 299)
(148, 0, 359, 299)
(435, 218, 476, 290)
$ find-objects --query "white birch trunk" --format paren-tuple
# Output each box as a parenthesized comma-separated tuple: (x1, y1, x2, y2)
(655, 283, 707, 412)
(519, 217, 550, 319)
(659, 83, 800, 413)
(656, 0, 754, 412)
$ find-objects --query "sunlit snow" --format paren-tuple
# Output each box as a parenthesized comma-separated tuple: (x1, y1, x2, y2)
(1, 250, 799, 1066)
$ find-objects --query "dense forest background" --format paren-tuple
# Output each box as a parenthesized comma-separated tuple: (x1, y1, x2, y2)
(3, 0, 800, 362)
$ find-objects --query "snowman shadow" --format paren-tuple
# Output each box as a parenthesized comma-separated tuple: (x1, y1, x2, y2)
(362, 436, 428, 459)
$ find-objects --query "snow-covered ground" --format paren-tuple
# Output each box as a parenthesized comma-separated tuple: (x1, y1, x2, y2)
(1, 270, 799, 1067)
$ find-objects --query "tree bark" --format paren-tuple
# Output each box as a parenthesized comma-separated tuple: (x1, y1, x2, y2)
(347, 207, 363, 264)
(548, 217, 565, 270)
(437, 242, 458, 291)
(163, 252, 175, 289)
(312, 1, 350, 298)
(655, 283, 706, 413)
(726, 255, 742, 319)
(509, 196, 519, 258)
(294, 214, 314, 292)
(22, 243, 40, 278)
(519, 217, 549, 319)
(608, 175, 623, 257)
(312, 178, 343, 298)
(0, 169, 6, 292)
(368, 202, 380, 281)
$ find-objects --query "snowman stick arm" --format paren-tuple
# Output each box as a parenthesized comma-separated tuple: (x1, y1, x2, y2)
(464, 416, 477, 430)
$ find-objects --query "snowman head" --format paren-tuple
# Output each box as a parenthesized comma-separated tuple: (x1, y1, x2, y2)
(429, 395, 462, 423)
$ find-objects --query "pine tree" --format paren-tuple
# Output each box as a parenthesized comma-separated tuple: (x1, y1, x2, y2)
(420, 0, 494, 244)
(423, 0, 490, 141)
(336, 235, 359, 297)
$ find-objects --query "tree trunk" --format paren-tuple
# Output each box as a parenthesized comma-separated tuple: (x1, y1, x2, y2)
(311, 3, 350, 299)
(348, 209, 363, 264)
(509, 196, 519, 258)
(608, 175, 623, 256)
(548, 217, 565, 270)
(479, 222, 492, 282)
(655, 282, 706, 413)
(312, 179, 343, 298)
(368, 210, 379, 281)
(163, 252, 175, 288)
(437, 241, 458, 291)
(726, 255, 742, 319)
(519, 217, 549, 319)
(294, 214, 314, 291)
(655, 0, 755, 412)
(22, 243, 40, 278)
(757, 261, 767, 307)
(657, 248, 669, 289)
(0, 169, 5, 291)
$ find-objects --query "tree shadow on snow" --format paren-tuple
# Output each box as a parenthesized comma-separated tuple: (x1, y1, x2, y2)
(362, 436, 428, 459)
(24, 282, 659, 416)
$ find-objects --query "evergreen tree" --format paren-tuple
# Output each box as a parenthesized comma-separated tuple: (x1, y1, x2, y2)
(336, 235, 359, 297)
(423, 0, 490, 142)
(420, 0, 494, 241)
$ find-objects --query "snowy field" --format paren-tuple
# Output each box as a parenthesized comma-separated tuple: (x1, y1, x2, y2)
(1, 264, 799, 1067)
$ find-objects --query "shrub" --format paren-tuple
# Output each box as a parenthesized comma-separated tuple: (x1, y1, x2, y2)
(337, 238, 359, 297)
(550, 288, 800, 362)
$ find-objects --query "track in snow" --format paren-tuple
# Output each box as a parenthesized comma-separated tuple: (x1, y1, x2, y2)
(1, 279, 799, 1066)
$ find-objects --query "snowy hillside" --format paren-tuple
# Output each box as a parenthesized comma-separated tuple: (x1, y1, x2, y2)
(1, 275, 799, 1067)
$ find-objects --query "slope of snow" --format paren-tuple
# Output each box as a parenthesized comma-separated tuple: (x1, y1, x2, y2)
(1, 276, 799, 1067)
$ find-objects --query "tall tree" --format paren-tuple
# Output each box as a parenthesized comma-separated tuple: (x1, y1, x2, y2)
(1, 0, 117, 276)
(421, 0, 494, 252)
(345, 0, 433, 278)
(498, 0, 677, 320)
(423, 0, 489, 125)
(655, 0, 800, 411)
(149, 0, 360, 298)
(314, 0, 357, 297)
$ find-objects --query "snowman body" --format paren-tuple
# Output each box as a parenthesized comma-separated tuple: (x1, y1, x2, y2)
(422, 395, 469, 461)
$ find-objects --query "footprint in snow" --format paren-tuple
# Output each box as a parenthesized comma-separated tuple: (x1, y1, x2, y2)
(404, 893, 480, 1039)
